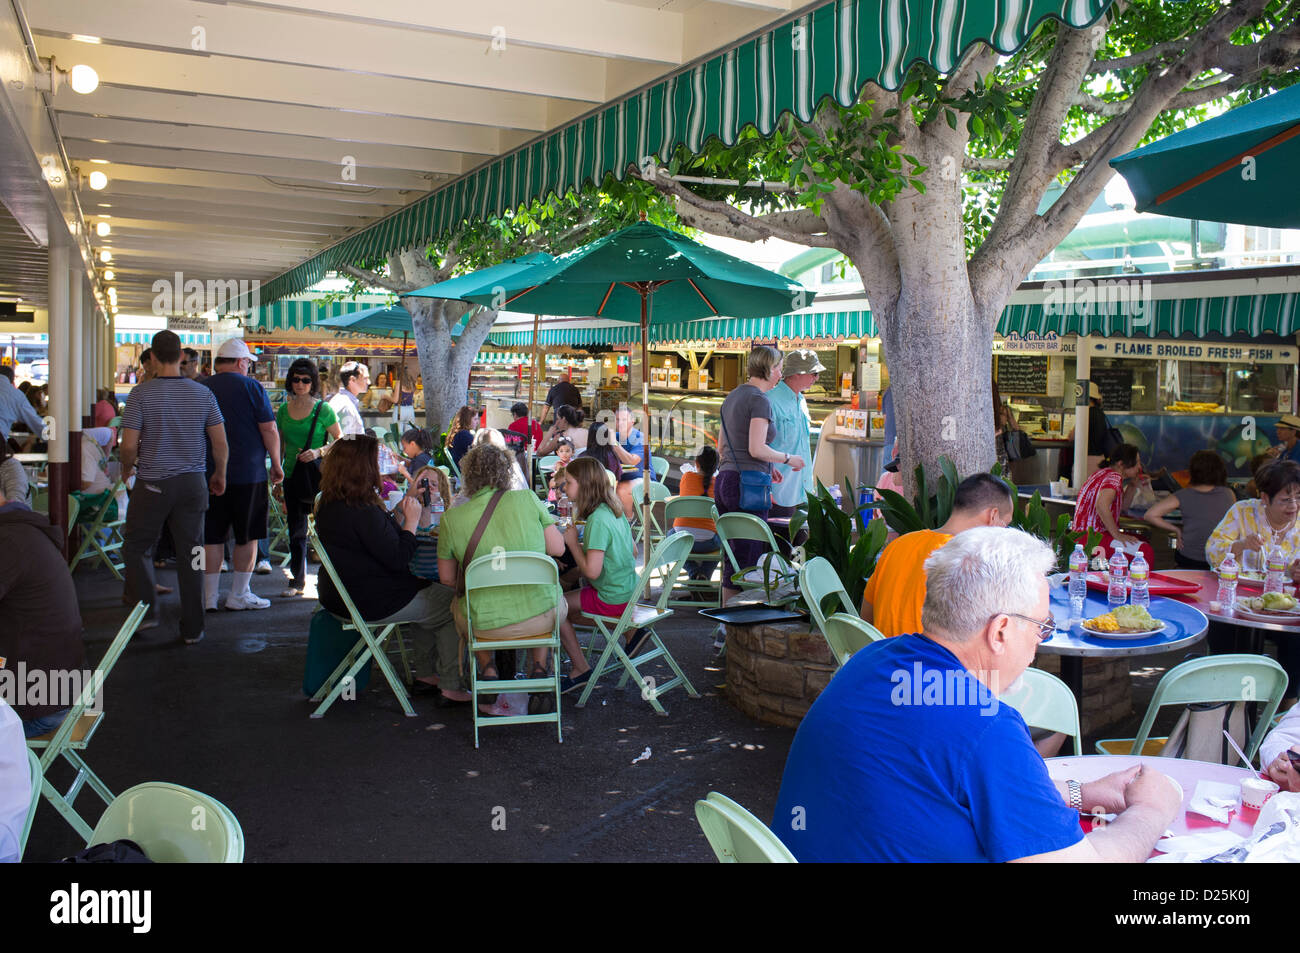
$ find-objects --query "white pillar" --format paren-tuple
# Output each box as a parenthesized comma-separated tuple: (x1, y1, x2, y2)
(69, 273, 83, 430)
(48, 239, 70, 465)
(1072, 335, 1091, 490)
(82, 286, 96, 404)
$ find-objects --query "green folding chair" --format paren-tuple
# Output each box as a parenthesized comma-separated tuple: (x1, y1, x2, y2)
(999, 667, 1083, 755)
(822, 613, 884, 668)
(306, 520, 416, 718)
(576, 531, 700, 715)
(714, 509, 796, 604)
(266, 487, 292, 567)
(798, 557, 856, 634)
(89, 782, 244, 862)
(630, 478, 673, 551)
(27, 601, 148, 841)
(1095, 654, 1287, 758)
(69, 480, 127, 578)
(446, 453, 464, 491)
(20, 748, 42, 859)
(465, 551, 563, 748)
(695, 792, 797, 863)
(650, 455, 670, 481)
(662, 495, 721, 609)
(535, 454, 560, 493)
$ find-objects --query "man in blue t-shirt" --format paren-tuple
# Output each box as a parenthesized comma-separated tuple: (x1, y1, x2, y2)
(773, 527, 1180, 862)
(202, 339, 282, 612)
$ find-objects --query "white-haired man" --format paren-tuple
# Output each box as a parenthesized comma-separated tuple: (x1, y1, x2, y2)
(773, 527, 1180, 862)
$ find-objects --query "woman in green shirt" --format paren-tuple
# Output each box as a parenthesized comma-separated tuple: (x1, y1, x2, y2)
(275, 358, 342, 596)
(558, 456, 640, 695)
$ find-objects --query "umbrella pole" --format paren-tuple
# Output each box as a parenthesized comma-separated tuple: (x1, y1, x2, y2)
(528, 313, 540, 475)
(641, 291, 651, 571)
(396, 331, 407, 428)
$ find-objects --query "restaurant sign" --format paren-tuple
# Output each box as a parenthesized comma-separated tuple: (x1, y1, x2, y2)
(994, 332, 1076, 355)
(167, 315, 210, 333)
(1086, 338, 1297, 364)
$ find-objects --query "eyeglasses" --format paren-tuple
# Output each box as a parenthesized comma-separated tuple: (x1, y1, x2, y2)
(289, 376, 313, 384)
(998, 612, 1057, 642)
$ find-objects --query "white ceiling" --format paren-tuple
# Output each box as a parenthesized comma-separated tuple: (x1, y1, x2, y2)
(15, 0, 807, 314)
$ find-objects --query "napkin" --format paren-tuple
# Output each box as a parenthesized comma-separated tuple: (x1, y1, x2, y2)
(1187, 779, 1238, 824)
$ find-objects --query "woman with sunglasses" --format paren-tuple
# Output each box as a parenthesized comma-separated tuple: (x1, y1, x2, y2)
(276, 358, 344, 597)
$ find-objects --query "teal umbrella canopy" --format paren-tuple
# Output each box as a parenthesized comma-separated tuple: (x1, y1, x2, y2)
(1110, 84, 1300, 227)
(459, 222, 814, 321)
(404, 252, 556, 301)
(312, 303, 413, 336)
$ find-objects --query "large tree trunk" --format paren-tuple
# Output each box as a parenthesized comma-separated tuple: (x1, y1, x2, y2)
(402, 296, 498, 434)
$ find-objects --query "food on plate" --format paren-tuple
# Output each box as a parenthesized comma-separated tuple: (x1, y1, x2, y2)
(1239, 570, 1267, 582)
(1238, 593, 1300, 612)
(1084, 605, 1159, 633)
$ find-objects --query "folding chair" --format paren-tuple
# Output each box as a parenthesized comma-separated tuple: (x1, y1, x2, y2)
(266, 486, 292, 567)
(69, 479, 127, 578)
(822, 613, 884, 668)
(465, 551, 563, 748)
(695, 792, 797, 863)
(90, 782, 244, 861)
(630, 478, 672, 551)
(650, 455, 670, 481)
(1095, 654, 1287, 758)
(446, 453, 464, 491)
(27, 601, 148, 841)
(714, 509, 796, 604)
(662, 495, 722, 609)
(535, 454, 559, 493)
(20, 748, 42, 859)
(575, 531, 700, 715)
(798, 557, 855, 634)
(998, 667, 1082, 755)
(306, 520, 416, 718)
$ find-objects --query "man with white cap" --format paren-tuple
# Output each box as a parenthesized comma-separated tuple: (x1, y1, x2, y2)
(202, 338, 282, 611)
(768, 349, 824, 522)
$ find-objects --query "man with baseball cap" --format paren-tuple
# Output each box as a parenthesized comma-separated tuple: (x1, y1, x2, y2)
(1269, 414, 1300, 465)
(202, 338, 282, 611)
(769, 349, 826, 521)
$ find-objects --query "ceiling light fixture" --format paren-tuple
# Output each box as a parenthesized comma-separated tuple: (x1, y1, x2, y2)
(102, 269, 115, 281)
(30, 57, 99, 95)
(88, 170, 108, 190)
(95, 221, 110, 236)
(99, 250, 112, 263)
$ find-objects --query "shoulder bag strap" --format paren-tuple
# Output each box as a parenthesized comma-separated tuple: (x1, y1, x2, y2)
(458, 489, 506, 595)
(303, 399, 324, 450)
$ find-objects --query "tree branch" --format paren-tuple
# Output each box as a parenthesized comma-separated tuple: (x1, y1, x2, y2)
(1088, 40, 1186, 73)
(338, 263, 404, 294)
(963, 155, 1013, 172)
(940, 41, 1001, 102)
(650, 171, 837, 247)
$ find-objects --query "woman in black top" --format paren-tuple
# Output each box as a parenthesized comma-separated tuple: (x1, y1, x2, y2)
(445, 406, 476, 468)
(313, 434, 468, 702)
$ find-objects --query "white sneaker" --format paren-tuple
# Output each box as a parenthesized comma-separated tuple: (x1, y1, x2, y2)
(225, 590, 271, 611)
(220, 560, 229, 572)
(205, 597, 219, 613)
(255, 559, 273, 574)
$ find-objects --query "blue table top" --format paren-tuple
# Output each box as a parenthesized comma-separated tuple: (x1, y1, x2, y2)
(1043, 580, 1209, 658)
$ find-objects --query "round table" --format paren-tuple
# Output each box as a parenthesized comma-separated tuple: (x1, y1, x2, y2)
(1046, 754, 1258, 839)
(1044, 580, 1209, 702)
(1161, 569, 1300, 649)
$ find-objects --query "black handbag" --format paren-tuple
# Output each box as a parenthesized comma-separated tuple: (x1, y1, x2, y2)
(285, 400, 325, 502)
(1003, 428, 1037, 461)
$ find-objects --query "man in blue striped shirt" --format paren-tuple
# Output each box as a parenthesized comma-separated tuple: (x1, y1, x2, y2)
(0, 364, 43, 442)
(119, 331, 227, 645)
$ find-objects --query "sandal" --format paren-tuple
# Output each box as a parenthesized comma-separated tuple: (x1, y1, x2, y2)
(477, 664, 499, 705)
(528, 662, 556, 715)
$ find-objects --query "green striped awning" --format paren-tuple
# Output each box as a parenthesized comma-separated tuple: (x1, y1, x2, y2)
(114, 331, 208, 346)
(1000, 291, 1300, 338)
(237, 0, 1113, 310)
(244, 297, 395, 333)
(488, 311, 875, 347)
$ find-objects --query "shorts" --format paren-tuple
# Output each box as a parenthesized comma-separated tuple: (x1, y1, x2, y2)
(204, 480, 269, 545)
(580, 584, 628, 619)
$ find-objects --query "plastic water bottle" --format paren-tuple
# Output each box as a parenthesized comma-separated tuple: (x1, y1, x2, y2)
(1264, 543, 1286, 595)
(1129, 551, 1150, 609)
(556, 490, 573, 529)
(429, 487, 444, 530)
(1217, 553, 1239, 614)
(1068, 543, 1088, 619)
(1107, 549, 1129, 610)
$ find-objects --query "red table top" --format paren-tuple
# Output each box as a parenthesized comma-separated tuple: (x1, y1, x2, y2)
(1160, 569, 1300, 632)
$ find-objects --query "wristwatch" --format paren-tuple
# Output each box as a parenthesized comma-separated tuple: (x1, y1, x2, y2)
(783, 453, 790, 464)
(1066, 779, 1082, 811)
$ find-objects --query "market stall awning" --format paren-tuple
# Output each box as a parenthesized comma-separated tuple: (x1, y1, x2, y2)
(114, 331, 209, 346)
(238, 0, 1115, 309)
(487, 290, 1300, 347)
(245, 298, 397, 333)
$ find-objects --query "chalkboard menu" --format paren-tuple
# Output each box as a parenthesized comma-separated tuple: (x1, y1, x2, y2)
(1091, 365, 1134, 411)
(810, 349, 840, 395)
(996, 355, 1049, 395)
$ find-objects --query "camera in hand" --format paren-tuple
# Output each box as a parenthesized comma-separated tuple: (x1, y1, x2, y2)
(418, 477, 431, 507)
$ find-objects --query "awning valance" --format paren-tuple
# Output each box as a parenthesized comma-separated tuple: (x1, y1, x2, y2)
(239, 0, 1114, 310)
(114, 331, 208, 346)
(245, 298, 395, 333)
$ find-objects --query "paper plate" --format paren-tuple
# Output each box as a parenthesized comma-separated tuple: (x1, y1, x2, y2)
(1076, 620, 1166, 641)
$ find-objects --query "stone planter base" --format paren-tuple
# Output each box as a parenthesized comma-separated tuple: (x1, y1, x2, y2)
(725, 621, 1134, 734)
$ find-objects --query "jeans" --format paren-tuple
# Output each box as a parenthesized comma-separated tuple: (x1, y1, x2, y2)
(286, 492, 312, 588)
(372, 583, 462, 691)
(23, 709, 69, 739)
(715, 469, 769, 592)
(123, 472, 208, 641)
(685, 532, 720, 579)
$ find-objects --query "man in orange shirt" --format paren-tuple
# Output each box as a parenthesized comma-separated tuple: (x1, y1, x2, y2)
(861, 473, 1014, 636)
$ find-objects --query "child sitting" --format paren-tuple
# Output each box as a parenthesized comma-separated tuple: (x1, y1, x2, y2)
(406, 465, 452, 580)
(556, 457, 642, 696)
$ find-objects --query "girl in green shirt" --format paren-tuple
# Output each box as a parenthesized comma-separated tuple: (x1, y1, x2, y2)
(557, 456, 642, 694)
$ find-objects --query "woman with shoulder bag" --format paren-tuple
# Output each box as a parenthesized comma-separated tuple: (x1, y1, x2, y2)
(715, 346, 804, 606)
(276, 358, 343, 597)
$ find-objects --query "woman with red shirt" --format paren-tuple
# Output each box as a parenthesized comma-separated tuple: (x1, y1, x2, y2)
(1071, 443, 1154, 565)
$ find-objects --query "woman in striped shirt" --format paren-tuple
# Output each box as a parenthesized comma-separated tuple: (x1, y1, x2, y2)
(1070, 443, 1153, 565)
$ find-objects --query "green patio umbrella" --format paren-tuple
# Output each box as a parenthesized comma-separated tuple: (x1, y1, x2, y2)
(460, 220, 816, 562)
(1110, 84, 1300, 227)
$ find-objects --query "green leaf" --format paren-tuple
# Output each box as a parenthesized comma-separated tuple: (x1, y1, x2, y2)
(968, 114, 985, 137)
(944, 108, 957, 130)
